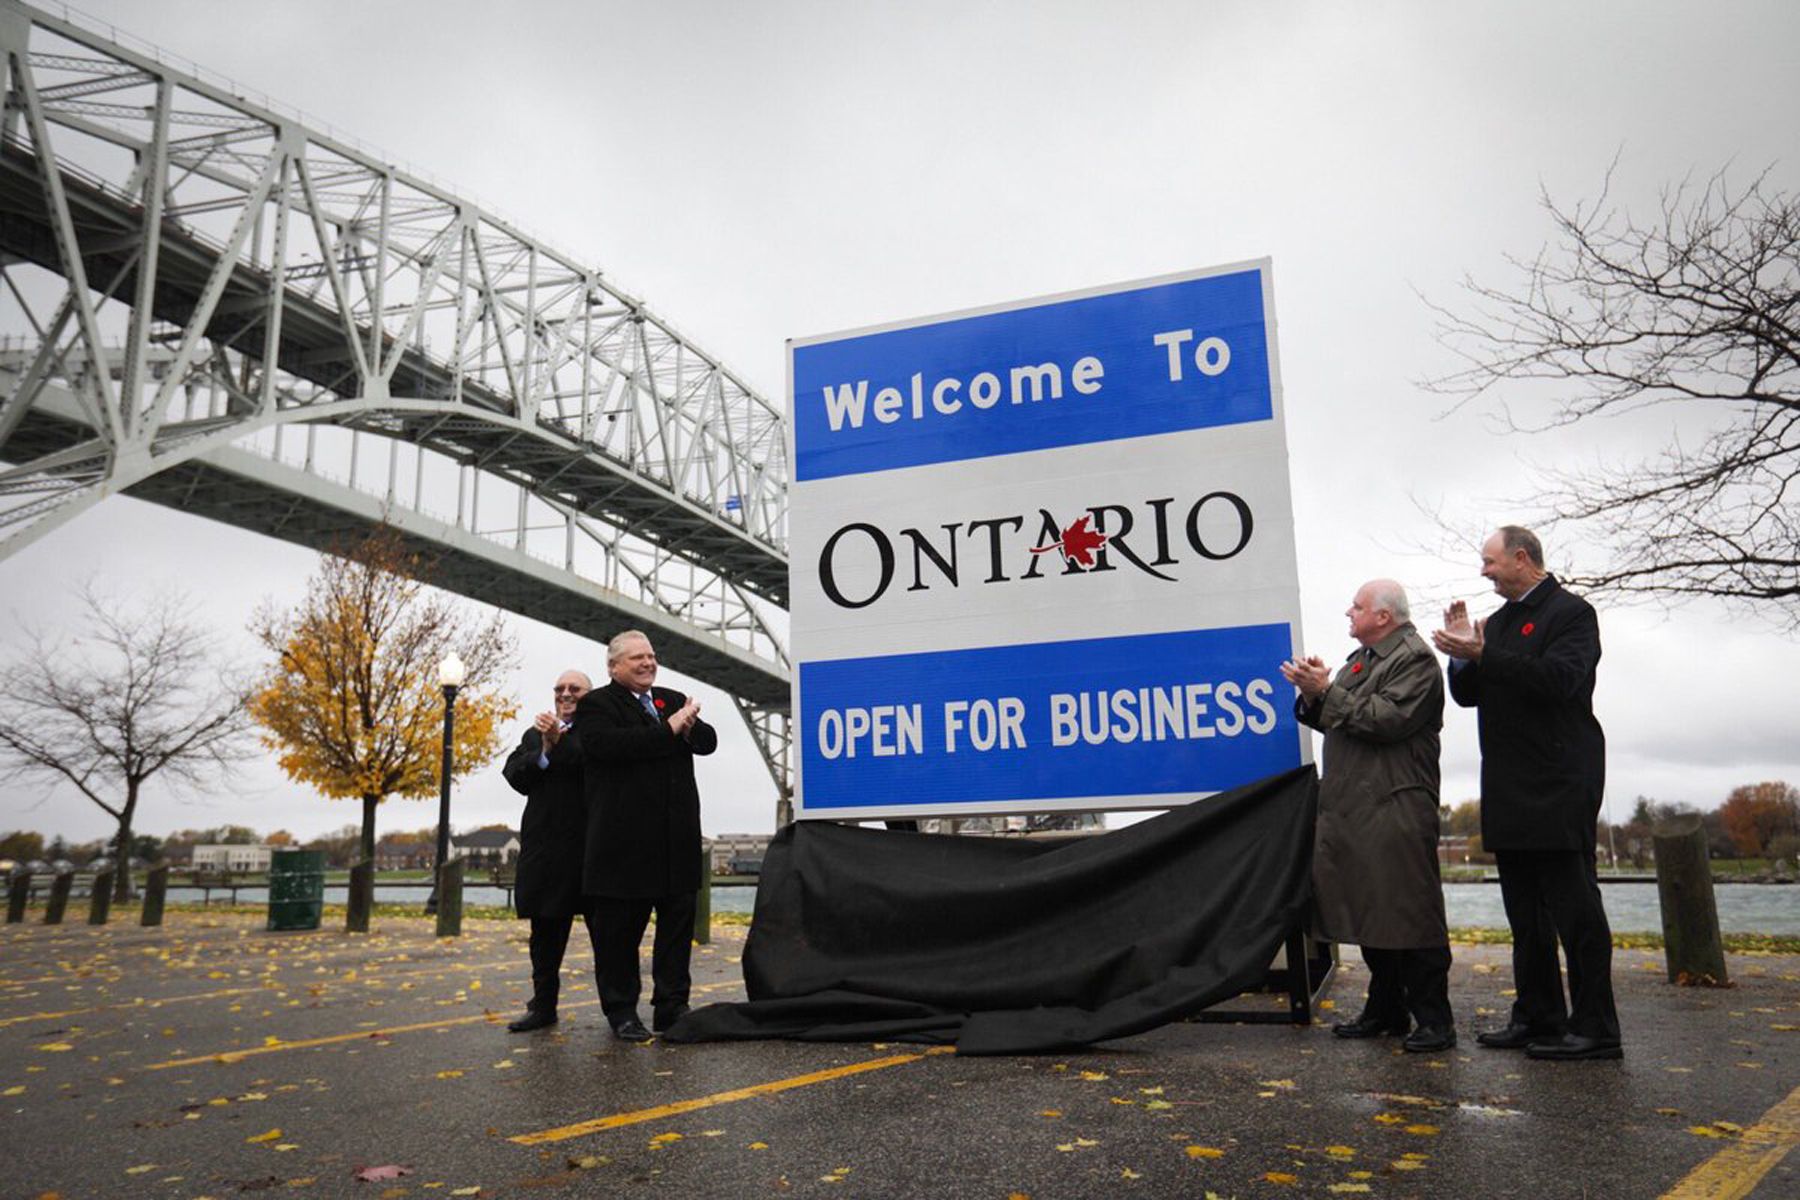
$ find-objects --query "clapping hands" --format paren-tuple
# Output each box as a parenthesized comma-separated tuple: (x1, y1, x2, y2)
(1279, 654, 1331, 701)
(1431, 600, 1485, 661)
(666, 696, 702, 736)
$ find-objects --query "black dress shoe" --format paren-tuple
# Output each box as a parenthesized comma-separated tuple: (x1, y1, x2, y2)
(1402, 1025, 1457, 1053)
(1475, 1022, 1563, 1050)
(1526, 1034, 1623, 1061)
(506, 1009, 557, 1033)
(653, 1004, 690, 1033)
(610, 1015, 652, 1043)
(1332, 1013, 1410, 1039)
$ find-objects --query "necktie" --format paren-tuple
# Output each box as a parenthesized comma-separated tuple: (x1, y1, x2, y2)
(639, 692, 658, 720)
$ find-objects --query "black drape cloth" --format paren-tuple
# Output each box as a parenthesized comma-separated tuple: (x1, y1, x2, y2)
(664, 765, 1317, 1055)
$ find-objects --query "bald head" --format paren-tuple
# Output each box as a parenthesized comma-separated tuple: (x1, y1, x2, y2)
(1347, 579, 1410, 646)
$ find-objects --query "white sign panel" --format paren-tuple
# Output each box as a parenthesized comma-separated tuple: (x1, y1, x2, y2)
(788, 261, 1308, 820)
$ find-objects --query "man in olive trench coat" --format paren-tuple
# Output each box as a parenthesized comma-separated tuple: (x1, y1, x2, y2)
(500, 669, 599, 1032)
(1283, 579, 1455, 1052)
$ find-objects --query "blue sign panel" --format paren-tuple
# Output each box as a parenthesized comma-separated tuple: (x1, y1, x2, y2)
(792, 268, 1271, 481)
(797, 624, 1298, 810)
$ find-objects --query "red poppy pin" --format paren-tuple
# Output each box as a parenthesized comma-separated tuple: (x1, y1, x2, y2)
(1351, 662, 1363, 674)
(1521, 622, 1536, 637)
(654, 697, 666, 709)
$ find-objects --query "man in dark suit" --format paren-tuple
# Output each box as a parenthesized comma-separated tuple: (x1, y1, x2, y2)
(500, 669, 597, 1032)
(1433, 525, 1621, 1061)
(574, 630, 717, 1042)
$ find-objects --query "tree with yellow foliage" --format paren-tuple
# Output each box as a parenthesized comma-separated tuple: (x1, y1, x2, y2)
(249, 529, 518, 863)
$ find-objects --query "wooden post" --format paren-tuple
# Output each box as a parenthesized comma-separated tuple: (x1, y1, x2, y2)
(6, 871, 29, 923)
(87, 868, 115, 925)
(693, 845, 712, 946)
(345, 861, 374, 933)
(44, 870, 73, 925)
(141, 865, 168, 927)
(1653, 813, 1729, 986)
(434, 858, 463, 938)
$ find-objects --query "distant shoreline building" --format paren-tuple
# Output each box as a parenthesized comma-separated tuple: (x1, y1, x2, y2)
(191, 844, 274, 873)
(452, 828, 520, 867)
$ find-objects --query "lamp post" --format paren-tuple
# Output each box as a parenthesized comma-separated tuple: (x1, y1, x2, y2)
(424, 652, 465, 915)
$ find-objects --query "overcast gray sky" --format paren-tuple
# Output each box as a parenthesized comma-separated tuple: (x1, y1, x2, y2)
(3, 0, 1797, 847)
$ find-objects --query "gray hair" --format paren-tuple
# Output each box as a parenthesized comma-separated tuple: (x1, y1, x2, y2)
(1498, 524, 1545, 567)
(606, 630, 651, 664)
(1369, 580, 1410, 623)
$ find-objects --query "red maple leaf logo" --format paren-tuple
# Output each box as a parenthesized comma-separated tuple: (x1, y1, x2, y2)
(1029, 514, 1108, 570)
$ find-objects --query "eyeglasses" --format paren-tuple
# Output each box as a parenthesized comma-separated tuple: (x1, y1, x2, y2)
(552, 685, 586, 696)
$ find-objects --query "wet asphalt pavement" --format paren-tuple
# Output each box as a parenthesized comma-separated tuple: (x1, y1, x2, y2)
(2, 909, 1795, 1199)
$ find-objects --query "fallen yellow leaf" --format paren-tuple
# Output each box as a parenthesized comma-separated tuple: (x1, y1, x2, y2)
(246, 1129, 282, 1143)
(1325, 1145, 1356, 1159)
(3, 1086, 24, 1096)
(1079, 1070, 1109, 1081)
(436, 1070, 464, 1079)
(1185, 1146, 1225, 1159)
(125, 1165, 156, 1175)
(1328, 1185, 1371, 1194)
(1120, 1168, 1142, 1179)
(36, 1043, 73, 1053)
(1403, 1124, 1440, 1136)
(1264, 1172, 1299, 1185)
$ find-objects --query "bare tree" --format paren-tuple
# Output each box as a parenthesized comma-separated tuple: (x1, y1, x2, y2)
(1423, 164, 1798, 626)
(0, 586, 253, 899)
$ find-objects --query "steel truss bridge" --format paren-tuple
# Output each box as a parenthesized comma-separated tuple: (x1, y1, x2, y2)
(0, 1, 793, 808)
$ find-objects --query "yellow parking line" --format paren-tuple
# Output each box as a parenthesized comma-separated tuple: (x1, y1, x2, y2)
(144, 1002, 598, 1069)
(510, 1045, 956, 1145)
(1662, 1084, 1800, 1200)
(139, 980, 745, 1070)
(0, 986, 268, 1028)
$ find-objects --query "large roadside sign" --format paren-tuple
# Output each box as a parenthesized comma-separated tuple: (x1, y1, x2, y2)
(788, 260, 1308, 821)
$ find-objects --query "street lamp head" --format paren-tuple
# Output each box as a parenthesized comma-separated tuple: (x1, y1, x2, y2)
(438, 652, 466, 691)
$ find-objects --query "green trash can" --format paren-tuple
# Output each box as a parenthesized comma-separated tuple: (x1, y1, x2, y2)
(267, 849, 324, 931)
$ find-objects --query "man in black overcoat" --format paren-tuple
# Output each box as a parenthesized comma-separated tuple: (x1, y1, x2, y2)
(574, 630, 717, 1042)
(500, 669, 598, 1032)
(1433, 525, 1622, 1061)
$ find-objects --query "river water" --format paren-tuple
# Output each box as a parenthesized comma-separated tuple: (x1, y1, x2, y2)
(169, 880, 1798, 935)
